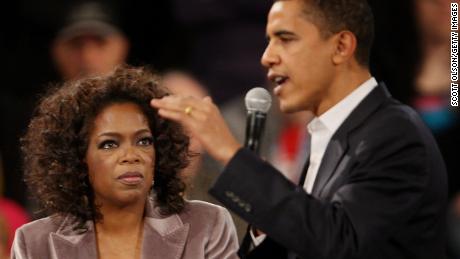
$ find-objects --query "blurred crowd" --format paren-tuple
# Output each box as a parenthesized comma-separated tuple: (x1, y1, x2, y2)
(0, 0, 457, 258)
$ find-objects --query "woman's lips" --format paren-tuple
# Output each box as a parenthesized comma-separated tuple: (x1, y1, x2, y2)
(117, 172, 144, 185)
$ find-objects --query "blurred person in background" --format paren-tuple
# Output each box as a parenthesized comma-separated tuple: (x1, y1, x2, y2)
(220, 92, 314, 242)
(222, 93, 314, 184)
(0, 145, 30, 256)
(369, 0, 458, 256)
(162, 71, 250, 241)
(0, 215, 7, 259)
(51, 1, 129, 80)
(409, 0, 460, 257)
(161, 71, 209, 189)
(0, 1, 130, 213)
(0, 198, 29, 257)
(377, 1, 460, 256)
(411, 0, 459, 198)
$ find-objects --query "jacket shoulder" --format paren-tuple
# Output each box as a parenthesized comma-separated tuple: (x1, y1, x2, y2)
(359, 98, 431, 140)
(17, 216, 60, 238)
(179, 200, 238, 258)
(180, 200, 231, 222)
(12, 216, 61, 258)
(179, 200, 235, 235)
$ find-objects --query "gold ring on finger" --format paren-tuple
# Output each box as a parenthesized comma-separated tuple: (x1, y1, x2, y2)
(184, 106, 193, 116)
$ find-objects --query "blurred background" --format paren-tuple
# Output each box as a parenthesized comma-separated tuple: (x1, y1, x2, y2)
(0, 0, 457, 258)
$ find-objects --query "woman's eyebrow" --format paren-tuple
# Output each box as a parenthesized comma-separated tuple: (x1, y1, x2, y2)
(97, 128, 151, 138)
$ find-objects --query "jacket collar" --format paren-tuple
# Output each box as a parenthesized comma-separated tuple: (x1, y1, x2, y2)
(49, 197, 190, 259)
(311, 83, 391, 197)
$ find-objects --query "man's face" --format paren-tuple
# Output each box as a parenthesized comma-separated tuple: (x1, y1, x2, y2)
(261, 0, 337, 114)
(416, 0, 451, 43)
(52, 34, 128, 79)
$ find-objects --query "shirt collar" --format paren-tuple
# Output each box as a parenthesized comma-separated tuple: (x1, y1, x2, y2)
(308, 77, 378, 134)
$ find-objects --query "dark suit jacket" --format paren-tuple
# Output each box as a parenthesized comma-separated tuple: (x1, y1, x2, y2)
(209, 84, 448, 259)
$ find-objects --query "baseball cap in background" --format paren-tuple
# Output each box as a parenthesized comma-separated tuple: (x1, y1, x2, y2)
(57, 1, 122, 40)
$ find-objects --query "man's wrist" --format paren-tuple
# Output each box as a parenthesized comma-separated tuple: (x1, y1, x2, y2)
(218, 143, 242, 165)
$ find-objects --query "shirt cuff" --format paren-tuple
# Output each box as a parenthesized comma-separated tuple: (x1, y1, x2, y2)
(249, 228, 267, 247)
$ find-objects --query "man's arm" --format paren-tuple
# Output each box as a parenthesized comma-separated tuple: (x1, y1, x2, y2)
(210, 117, 432, 259)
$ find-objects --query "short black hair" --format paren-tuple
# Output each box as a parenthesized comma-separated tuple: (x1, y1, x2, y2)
(277, 0, 375, 66)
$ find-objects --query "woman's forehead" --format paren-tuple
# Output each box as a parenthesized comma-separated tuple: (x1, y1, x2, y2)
(91, 103, 151, 136)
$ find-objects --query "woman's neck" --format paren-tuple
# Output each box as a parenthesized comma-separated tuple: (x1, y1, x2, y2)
(94, 200, 146, 259)
(96, 202, 145, 234)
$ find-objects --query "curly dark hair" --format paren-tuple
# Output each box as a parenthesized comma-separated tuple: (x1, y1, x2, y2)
(276, 0, 374, 66)
(21, 65, 190, 229)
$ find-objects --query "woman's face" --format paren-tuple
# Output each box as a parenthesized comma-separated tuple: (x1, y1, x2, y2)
(85, 102, 155, 208)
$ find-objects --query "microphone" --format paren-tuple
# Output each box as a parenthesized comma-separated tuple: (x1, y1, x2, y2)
(244, 87, 272, 155)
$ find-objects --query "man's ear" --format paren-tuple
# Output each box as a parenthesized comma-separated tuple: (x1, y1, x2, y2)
(331, 30, 357, 65)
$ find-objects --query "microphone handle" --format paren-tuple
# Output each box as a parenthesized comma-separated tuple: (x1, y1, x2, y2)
(244, 111, 267, 155)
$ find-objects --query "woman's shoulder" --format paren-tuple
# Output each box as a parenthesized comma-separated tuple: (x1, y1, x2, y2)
(183, 200, 229, 216)
(178, 200, 239, 257)
(16, 216, 62, 238)
(179, 200, 233, 225)
(13, 215, 64, 253)
(12, 215, 84, 258)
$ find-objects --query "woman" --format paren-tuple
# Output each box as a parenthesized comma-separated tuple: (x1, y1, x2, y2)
(11, 66, 238, 259)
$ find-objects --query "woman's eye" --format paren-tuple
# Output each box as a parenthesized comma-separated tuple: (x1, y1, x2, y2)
(138, 137, 153, 146)
(98, 140, 118, 150)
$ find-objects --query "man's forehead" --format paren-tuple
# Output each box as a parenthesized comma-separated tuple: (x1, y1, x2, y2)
(266, 1, 312, 31)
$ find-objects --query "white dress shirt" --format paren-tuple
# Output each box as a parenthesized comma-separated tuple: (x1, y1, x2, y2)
(251, 77, 378, 246)
(303, 77, 378, 193)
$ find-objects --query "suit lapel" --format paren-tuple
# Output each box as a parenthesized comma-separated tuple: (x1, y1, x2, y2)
(49, 217, 98, 259)
(141, 198, 190, 259)
(298, 135, 311, 187)
(311, 138, 348, 197)
(48, 198, 190, 259)
(311, 83, 391, 197)
(142, 217, 190, 259)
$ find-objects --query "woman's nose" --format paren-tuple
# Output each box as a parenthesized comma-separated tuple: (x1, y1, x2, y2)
(120, 146, 141, 164)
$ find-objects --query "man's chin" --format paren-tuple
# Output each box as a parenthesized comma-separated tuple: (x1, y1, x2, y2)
(279, 101, 313, 114)
(279, 102, 298, 114)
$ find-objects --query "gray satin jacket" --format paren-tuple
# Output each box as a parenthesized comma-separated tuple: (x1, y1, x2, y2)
(11, 199, 239, 259)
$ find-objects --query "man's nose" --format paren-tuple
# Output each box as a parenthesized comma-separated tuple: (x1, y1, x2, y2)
(261, 42, 279, 68)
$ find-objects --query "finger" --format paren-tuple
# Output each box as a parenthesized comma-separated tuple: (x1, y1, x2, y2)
(157, 104, 207, 124)
(151, 96, 184, 113)
(152, 95, 205, 114)
(157, 108, 189, 124)
(203, 96, 213, 103)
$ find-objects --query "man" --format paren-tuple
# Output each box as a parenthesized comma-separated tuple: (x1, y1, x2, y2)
(151, 0, 447, 258)
(0, 1, 130, 212)
(51, 1, 129, 79)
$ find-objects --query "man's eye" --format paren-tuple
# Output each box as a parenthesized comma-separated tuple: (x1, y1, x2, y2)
(98, 140, 118, 150)
(138, 137, 154, 146)
(280, 37, 293, 43)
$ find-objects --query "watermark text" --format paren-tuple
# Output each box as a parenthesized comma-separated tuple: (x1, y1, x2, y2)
(452, 3, 459, 106)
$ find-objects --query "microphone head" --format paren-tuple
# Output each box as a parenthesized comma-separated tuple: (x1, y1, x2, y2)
(245, 87, 272, 113)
